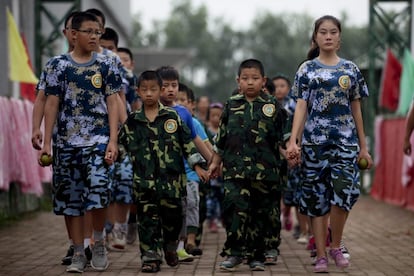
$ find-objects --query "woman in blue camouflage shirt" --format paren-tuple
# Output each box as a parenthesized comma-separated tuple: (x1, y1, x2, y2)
(286, 15, 373, 273)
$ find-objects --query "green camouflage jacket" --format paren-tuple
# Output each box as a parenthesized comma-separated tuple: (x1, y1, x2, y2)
(118, 103, 204, 194)
(214, 92, 290, 182)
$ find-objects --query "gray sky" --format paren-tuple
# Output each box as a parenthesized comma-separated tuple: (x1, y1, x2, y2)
(131, 0, 374, 30)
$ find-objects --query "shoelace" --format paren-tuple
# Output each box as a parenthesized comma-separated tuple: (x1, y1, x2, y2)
(340, 240, 348, 252)
(94, 241, 106, 255)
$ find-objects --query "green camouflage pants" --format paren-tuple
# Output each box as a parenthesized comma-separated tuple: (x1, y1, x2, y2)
(136, 185, 183, 262)
(221, 179, 281, 262)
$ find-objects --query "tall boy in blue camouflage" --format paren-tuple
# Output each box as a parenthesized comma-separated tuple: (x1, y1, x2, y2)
(118, 71, 206, 273)
(39, 12, 121, 273)
(208, 59, 289, 272)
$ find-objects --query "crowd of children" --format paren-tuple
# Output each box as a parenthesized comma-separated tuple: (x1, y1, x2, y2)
(32, 10, 372, 274)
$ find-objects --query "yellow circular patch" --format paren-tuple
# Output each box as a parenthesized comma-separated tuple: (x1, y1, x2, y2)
(91, 74, 102, 88)
(338, 75, 350, 90)
(164, 119, 178, 133)
(262, 104, 275, 117)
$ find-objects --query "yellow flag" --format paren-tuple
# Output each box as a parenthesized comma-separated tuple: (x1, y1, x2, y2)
(7, 7, 39, 84)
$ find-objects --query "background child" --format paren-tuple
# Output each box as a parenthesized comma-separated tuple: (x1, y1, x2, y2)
(206, 102, 225, 233)
(176, 82, 212, 256)
(273, 74, 310, 245)
(98, 25, 133, 252)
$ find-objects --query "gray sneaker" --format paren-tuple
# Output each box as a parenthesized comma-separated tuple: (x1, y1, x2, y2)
(91, 240, 109, 271)
(219, 256, 243, 272)
(126, 223, 137, 244)
(66, 253, 87, 273)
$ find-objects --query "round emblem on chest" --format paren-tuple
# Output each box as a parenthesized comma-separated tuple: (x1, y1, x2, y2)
(91, 73, 103, 88)
(338, 75, 350, 90)
(262, 104, 275, 117)
(164, 119, 178, 133)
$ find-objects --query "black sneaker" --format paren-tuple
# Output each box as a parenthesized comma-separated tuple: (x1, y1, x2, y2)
(185, 244, 203, 256)
(85, 246, 92, 262)
(61, 245, 74, 265)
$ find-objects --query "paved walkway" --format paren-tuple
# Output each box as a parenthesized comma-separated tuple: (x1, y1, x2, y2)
(0, 195, 414, 275)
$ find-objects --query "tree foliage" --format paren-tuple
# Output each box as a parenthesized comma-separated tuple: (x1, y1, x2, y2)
(131, 0, 369, 102)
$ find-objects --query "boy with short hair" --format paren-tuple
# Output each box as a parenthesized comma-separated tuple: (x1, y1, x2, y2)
(156, 66, 212, 162)
(208, 59, 289, 272)
(39, 12, 121, 273)
(116, 46, 140, 245)
(156, 66, 211, 262)
(118, 70, 206, 273)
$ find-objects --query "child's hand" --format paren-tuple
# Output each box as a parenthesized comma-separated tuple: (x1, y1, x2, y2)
(357, 150, 373, 170)
(286, 142, 301, 168)
(208, 163, 219, 179)
(31, 129, 43, 150)
(105, 141, 118, 165)
(38, 144, 52, 167)
(195, 165, 209, 183)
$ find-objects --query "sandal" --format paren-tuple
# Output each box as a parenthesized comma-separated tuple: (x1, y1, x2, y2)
(141, 261, 160, 273)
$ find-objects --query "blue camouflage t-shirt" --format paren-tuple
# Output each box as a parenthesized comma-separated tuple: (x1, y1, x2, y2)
(43, 52, 122, 148)
(292, 58, 369, 146)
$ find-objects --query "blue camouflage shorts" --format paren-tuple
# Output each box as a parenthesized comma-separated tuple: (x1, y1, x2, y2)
(283, 165, 303, 207)
(109, 154, 133, 204)
(299, 144, 361, 217)
(52, 144, 111, 216)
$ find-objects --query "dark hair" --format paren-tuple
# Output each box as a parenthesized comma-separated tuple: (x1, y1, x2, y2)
(71, 12, 100, 30)
(179, 83, 196, 102)
(85, 8, 106, 27)
(64, 11, 80, 29)
(272, 75, 291, 88)
(156, 66, 180, 81)
(238, 59, 265, 77)
(100, 27, 119, 48)
(137, 70, 162, 88)
(265, 78, 275, 94)
(307, 15, 341, 60)
(117, 47, 133, 61)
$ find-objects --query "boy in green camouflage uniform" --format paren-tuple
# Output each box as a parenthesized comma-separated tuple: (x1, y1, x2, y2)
(208, 59, 289, 272)
(118, 71, 206, 273)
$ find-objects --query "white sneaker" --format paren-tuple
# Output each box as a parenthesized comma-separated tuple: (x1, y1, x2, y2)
(340, 240, 351, 260)
(111, 228, 126, 250)
(297, 233, 308, 244)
